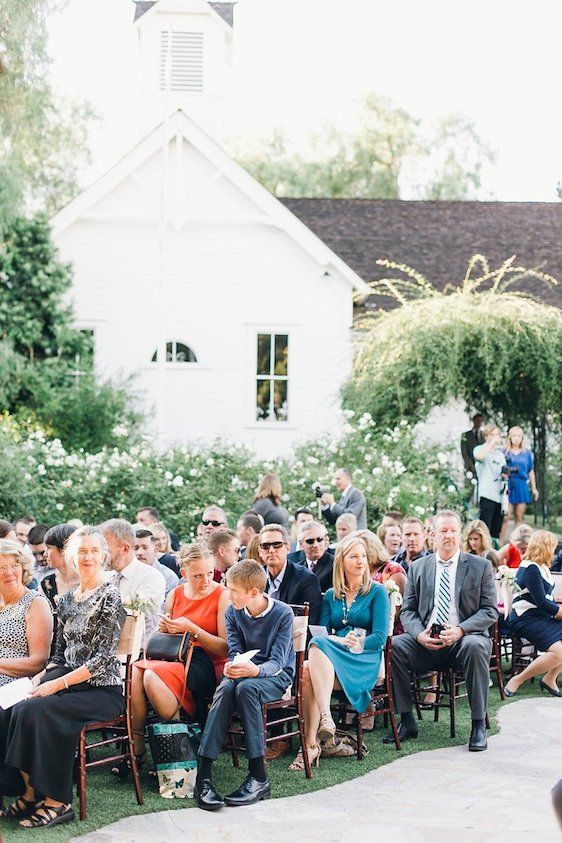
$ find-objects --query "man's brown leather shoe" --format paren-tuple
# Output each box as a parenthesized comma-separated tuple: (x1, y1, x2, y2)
(265, 738, 291, 761)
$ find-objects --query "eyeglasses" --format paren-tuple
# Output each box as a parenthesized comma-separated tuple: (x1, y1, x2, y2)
(201, 519, 225, 528)
(259, 541, 285, 551)
(304, 537, 326, 545)
(0, 561, 22, 575)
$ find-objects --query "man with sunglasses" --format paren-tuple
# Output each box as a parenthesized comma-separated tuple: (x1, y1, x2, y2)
(287, 521, 334, 593)
(258, 523, 322, 761)
(200, 506, 229, 545)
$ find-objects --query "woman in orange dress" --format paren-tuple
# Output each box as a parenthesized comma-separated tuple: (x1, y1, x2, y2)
(129, 543, 229, 766)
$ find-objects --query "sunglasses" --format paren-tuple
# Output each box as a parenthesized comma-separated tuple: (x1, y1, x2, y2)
(201, 519, 225, 527)
(304, 536, 326, 545)
(259, 541, 285, 551)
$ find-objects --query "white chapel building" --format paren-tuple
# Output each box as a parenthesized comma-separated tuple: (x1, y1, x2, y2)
(51, 0, 369, 456)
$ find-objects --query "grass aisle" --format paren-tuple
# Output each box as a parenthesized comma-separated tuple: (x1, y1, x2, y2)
(0, 682, 541, 842)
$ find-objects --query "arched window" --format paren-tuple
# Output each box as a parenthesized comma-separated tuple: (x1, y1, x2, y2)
(151, 341, 197, 363)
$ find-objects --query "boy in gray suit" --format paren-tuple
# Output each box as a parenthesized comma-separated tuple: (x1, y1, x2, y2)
(386, 510, 498, 752)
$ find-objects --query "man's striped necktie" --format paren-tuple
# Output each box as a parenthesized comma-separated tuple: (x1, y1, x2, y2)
(436, 562, 452, 625)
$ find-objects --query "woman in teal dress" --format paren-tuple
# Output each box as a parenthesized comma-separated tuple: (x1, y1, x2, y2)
(289, 534, 390, 770)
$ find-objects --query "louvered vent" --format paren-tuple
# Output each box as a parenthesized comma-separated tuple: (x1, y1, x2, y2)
(160, 31, 204, 92)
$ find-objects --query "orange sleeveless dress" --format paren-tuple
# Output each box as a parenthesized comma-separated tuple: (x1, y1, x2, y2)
(137, 582, 226, 716)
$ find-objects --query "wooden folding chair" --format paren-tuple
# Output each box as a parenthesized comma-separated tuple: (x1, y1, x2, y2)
(76, 614, 145, 820)
(227, 603, 312, 778)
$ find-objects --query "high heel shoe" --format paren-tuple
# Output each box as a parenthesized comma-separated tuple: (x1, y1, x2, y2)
(317, 712, 336, 743)
(288, 744, 320, 771)
(504, 680, 518, 698)
(540, 680, 562, 697)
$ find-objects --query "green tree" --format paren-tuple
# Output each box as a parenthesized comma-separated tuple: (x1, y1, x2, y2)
(0, 0, 94, 224)
(343, 256, 562, 520)
(0, 215, 141, 450)
(233, 94, 494, 200)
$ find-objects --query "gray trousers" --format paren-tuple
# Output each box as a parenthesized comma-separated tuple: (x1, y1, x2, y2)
(198, 672, 292, 760)
(391, 632, 492, 721)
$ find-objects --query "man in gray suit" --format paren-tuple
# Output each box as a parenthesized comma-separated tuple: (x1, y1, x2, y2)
(385, 510, 498, 752)
(320, 468, 367, 530)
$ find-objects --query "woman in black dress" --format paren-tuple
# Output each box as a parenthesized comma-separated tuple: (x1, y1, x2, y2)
(505, 530, 562, 697)
(0, 525, 125, 829)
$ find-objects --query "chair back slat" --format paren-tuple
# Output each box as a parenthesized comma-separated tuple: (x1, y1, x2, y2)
(117, 614, 145, 660)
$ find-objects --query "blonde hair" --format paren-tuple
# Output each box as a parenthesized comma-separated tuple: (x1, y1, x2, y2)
(226, 559, 267, 592)
(505, 425, 527, 451)
(244, 535, 261, 562)
(354, 529, 389, 573)
(336, 513, 357, 531)
(178, 543, 211, 573)
(523, 530, 557, 568)
(510, 524, 533, 546)
(254, 473, 282, 505)
(151, 523, 172, 554)
(462, 520, 493, 554)
(332, 535, 373, 600)
(0, 539, 34, 586)
(65, 525, 111, 571)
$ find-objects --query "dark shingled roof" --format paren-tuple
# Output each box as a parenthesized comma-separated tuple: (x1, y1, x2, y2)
(280, 199, 562, 309)
(134, 1, 235, 27)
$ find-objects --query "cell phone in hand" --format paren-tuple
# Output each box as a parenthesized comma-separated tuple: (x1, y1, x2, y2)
(430, 623, 445, 640)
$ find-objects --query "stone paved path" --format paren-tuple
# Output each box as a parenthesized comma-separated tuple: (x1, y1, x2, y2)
(74, 698, 561, 843)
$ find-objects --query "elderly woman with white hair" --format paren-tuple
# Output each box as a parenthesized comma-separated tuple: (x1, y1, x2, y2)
(0, 526, 125, 830)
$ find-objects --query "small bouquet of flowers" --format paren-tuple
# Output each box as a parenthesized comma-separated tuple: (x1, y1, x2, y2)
(495, 565, 521, 619)
(122, 590, 158, 617)
(384, 578, 403, 607)
(495, 565, 522, 596)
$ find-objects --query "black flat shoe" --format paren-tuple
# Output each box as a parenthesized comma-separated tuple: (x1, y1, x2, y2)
(382, 722, 418, 744)
(468, 724, 487, 752)
(224, 776, 271, 807)
(194, 779, 225, 811)
(19, 803, 75, 829)
(540, 680, 562, 697)
(0, 795, 38, 819)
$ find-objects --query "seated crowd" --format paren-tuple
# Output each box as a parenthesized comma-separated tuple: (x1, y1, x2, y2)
(0, 472, 560, 828)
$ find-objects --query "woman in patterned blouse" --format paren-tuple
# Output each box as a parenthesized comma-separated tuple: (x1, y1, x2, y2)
(0, 526, 125, 830)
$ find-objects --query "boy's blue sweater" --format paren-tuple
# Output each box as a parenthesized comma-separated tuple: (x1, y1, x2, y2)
(225, 597, 295, 680)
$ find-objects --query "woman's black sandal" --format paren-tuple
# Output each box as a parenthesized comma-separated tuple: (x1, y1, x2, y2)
(111, 750, 147, 780)
(0, 795, 38, 819)
(19, 803, 75, 829)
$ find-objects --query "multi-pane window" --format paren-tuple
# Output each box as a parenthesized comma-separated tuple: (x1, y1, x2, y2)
(151, 341, 197, 363)
(256, 333, 288, 422)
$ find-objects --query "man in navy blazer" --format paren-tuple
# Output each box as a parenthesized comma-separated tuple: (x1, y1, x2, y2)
(259, 524, 322, 624)
(287, 521, 334, 593)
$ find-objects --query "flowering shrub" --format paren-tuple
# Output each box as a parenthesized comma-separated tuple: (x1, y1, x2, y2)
(0, 412, 464, 537)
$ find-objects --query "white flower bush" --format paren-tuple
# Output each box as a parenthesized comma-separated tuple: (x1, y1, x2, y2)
(0, 413, 463, 537)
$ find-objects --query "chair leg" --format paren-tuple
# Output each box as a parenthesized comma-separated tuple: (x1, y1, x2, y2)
(78, 729, 87, 821)
(485, 711, 490, 730)
(434, 674, 441, 723)
(449, 672, 456, 739)
(356, 713, 364, 761)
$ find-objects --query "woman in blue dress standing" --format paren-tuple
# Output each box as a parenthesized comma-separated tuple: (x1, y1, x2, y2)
(505, 530, 562, 697)
(503, 426, 539, 539)
(288, 534, 390, 770)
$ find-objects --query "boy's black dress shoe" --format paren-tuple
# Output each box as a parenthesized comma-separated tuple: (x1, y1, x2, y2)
(224, 775, 271, 806)
(382, 722, 418, 744)
(195, 779, 225, 811)
(468, 724, 487, 751)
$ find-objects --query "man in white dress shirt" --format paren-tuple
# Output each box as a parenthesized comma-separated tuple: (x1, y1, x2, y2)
(101, 519, 166, 645)
(135, 529, 179, 595)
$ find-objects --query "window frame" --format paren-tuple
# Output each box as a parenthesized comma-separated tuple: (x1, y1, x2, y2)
(150, 340, 199, 367)
(254, 330, 290, 426)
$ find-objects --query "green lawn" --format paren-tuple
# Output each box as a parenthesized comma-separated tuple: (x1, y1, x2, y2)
(0, 680, 543, 842)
